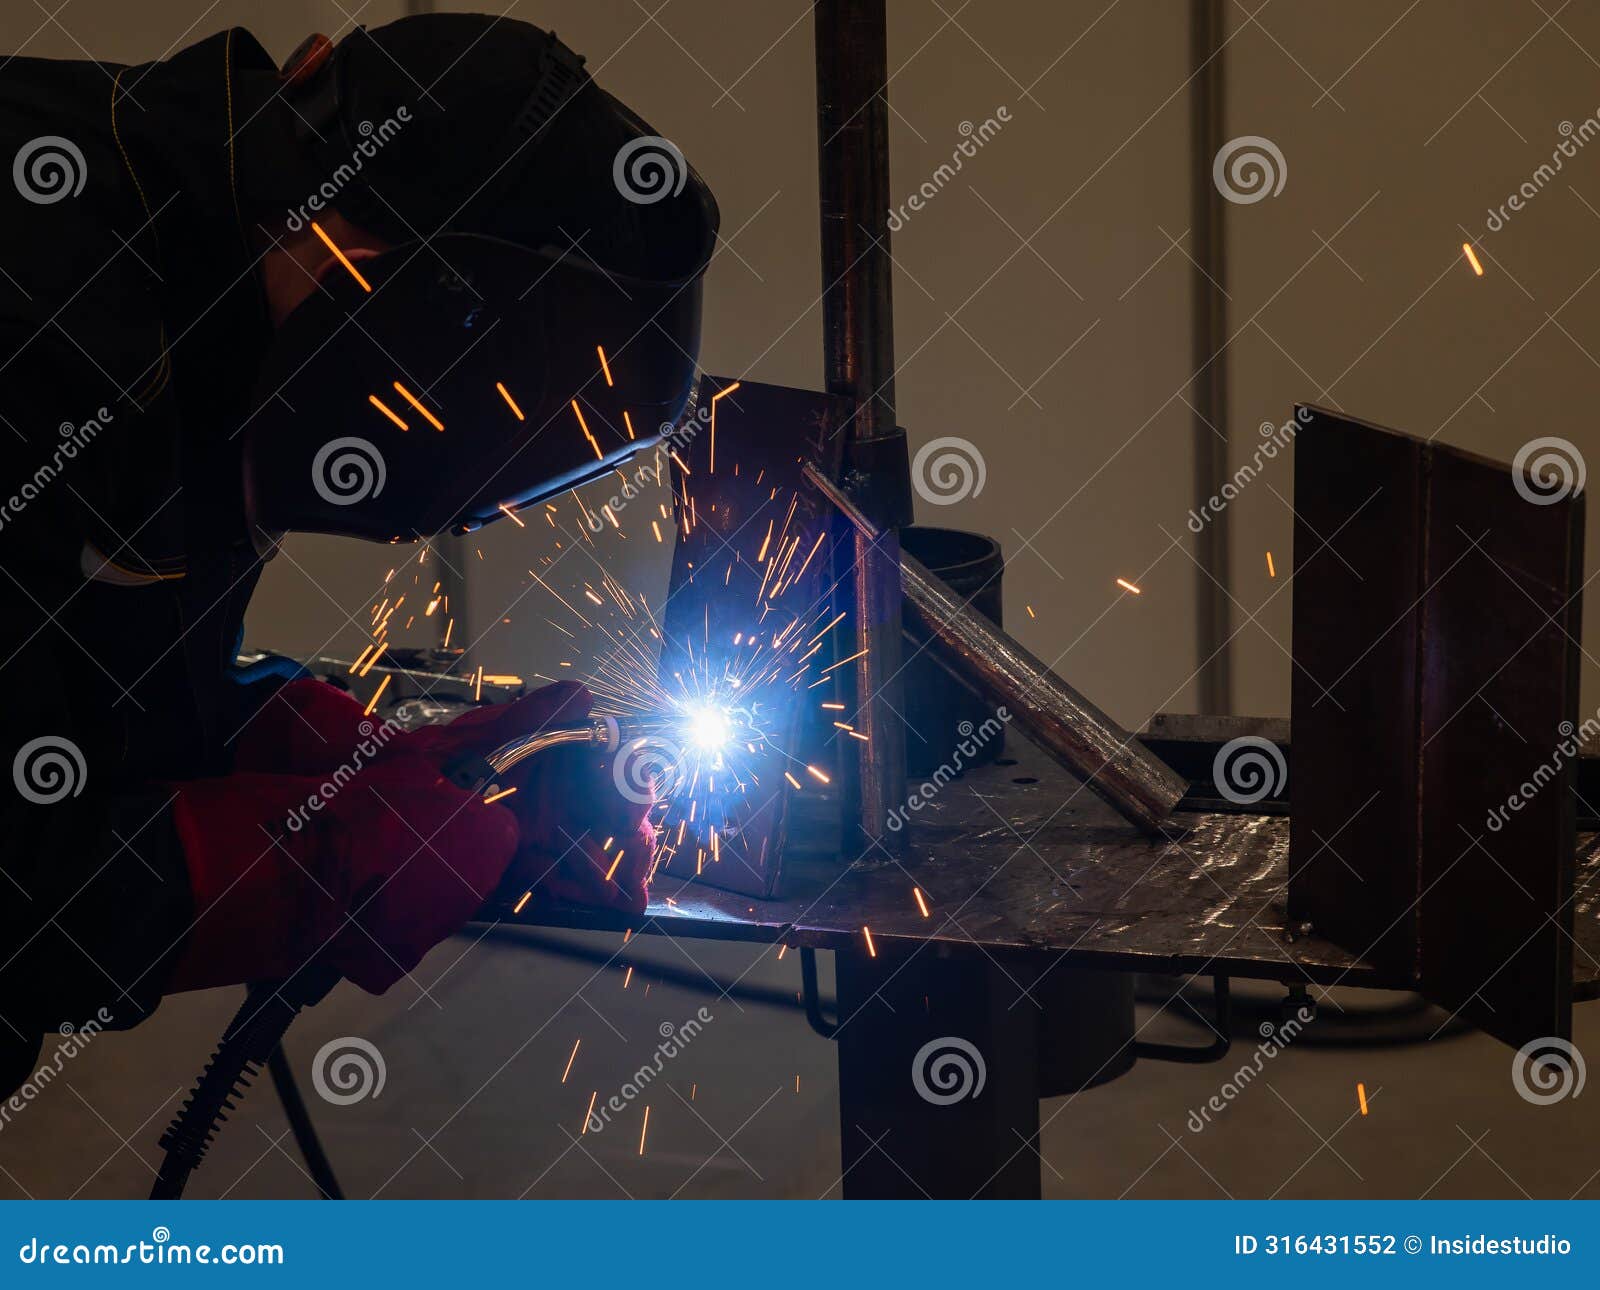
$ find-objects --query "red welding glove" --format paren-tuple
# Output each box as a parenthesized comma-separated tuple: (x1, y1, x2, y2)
(232, 677, 377, 775)
(508, 739, 657, 915)
(165, 753, 518, 995)
(230, 677, 652, 916)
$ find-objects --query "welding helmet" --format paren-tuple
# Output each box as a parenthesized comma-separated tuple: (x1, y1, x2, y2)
(240, 15, 718, 540)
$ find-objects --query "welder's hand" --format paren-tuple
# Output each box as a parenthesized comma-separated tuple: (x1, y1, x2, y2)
(391, 680, 656, 912)
(232, 677, 375, 775)
(165, 753, 518, 995)
(505, 740, 657, 916)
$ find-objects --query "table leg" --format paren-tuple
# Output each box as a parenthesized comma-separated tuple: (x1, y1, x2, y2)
(834, 944, 1041, 1198)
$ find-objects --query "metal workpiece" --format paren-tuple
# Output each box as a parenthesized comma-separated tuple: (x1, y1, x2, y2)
(815, 0, 908, 855)
(804, 464, 1188, 837)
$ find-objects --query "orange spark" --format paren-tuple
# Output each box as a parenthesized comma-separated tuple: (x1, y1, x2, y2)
(862, 925, 877, 957)
(708, 381, 741, 474)
(597, 344, 614, 386)
(368, 394, 408, 431)
(1116, 578, 1142, 595)
(482, 786, 518, 805)
(311, 221, 372, 292)
(913, 888, 930, 918)
(362, 673, 391, 715)
(392, 380, 444, 431)
(572, 399, 603, 460)
(496, 381, 525, 420)
(562, 1038, 581, 1083)
(1462, 242, 1484, 276)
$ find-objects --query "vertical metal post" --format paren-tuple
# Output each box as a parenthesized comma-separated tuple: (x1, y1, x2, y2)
(1190, 0, 1232, 714)
(814, 0, 907, 852)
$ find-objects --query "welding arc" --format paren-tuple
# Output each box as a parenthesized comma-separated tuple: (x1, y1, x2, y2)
(802, 465, 1187, 836)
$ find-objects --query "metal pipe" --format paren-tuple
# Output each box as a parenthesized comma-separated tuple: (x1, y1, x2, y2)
(805, 465, 1188, 837)
(815, 0, 907, 853)
(1190, 0, 1232, 714)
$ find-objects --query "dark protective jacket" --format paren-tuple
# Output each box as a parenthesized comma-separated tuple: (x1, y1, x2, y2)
(0, 30, 293, 1093)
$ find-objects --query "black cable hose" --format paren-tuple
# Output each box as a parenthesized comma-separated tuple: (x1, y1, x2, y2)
(266, 1045, 344, 1200)
(154, 968, 339, 1201)
(152, 985, 304, 1200)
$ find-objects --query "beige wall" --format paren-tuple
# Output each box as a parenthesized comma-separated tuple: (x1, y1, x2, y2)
(7, 2, 1598, 724)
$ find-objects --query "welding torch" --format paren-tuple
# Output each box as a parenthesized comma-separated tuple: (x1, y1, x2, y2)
(441, 715, 640, 792)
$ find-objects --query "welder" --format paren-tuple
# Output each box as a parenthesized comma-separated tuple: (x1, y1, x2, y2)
(0, 14, 718, 1095)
